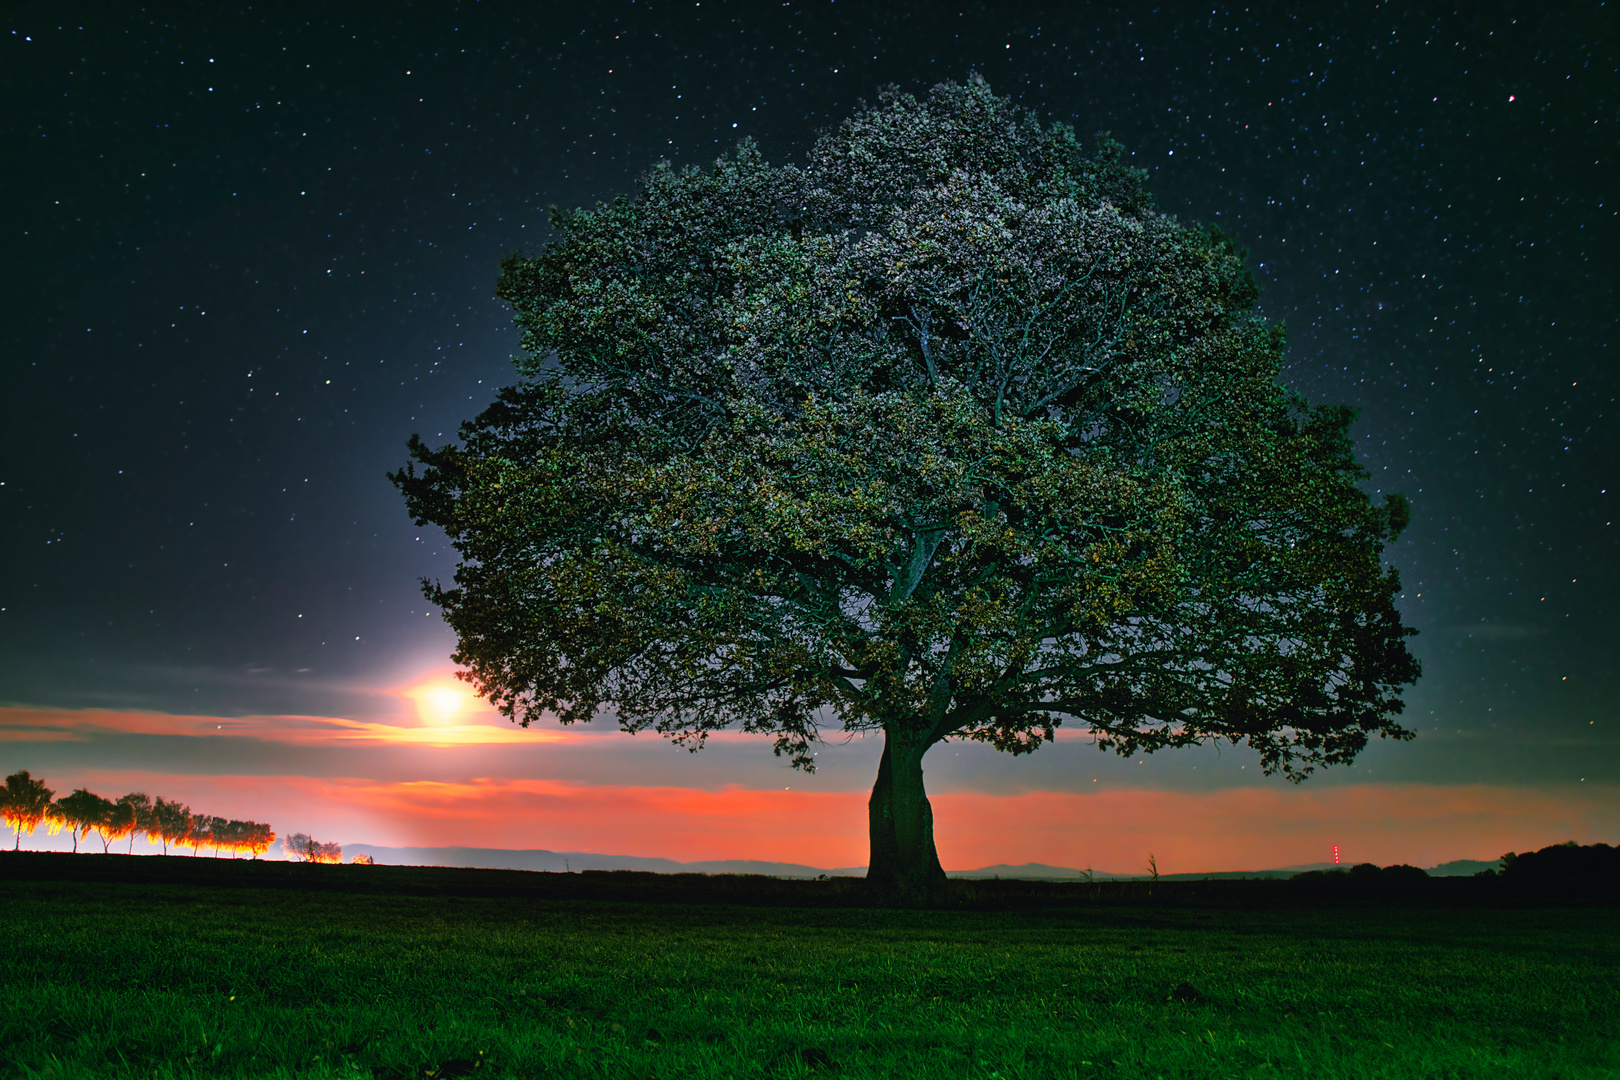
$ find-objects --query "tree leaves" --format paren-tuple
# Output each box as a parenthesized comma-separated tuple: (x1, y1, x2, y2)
(393, 76, 1418, 780)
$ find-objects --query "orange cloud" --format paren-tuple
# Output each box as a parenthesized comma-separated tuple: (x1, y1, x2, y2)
(0, 705, 578, 748)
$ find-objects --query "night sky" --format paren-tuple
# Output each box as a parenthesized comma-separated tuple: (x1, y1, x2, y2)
(3, 2, 1615, 871)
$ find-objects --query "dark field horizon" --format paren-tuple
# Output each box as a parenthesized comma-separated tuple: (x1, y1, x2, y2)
(3, 852, 1615, 1079)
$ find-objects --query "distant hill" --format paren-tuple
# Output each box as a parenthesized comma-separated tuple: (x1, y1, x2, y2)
(1160, 862, 1340, 881)
(343, 846, 1501, 881)
(344, 845, 866, 878)
(1426, 859, 1498, 877)
(948, 862, 1343, 881)
(948, 863, 1119, 880)
(950, 859, 1504, 881)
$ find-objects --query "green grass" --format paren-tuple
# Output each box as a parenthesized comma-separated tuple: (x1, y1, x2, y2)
(1, 872, 1615, 1079)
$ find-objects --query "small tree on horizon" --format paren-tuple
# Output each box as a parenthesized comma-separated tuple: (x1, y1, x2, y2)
(394, 76, 1421, 895)
(2, 770, 56, 851)
(243, 822, 276, 859)
(205, 816, 229, 856)
(95, 793, 137, 854)
(149, 797, 190, 856)
(116, 792, 152, 853)
(183, 813, 209, 856)
(282, 832, 340, 863)
(52, 788, 107, 854)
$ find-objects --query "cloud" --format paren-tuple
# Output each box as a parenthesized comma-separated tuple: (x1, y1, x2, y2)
(0, 705, 577, 748)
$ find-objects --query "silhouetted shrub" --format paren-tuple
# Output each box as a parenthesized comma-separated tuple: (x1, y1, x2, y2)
(283, 832, 342, 864)
(1292, 863, 1429, 891)
(1499, 841, 1618, 887)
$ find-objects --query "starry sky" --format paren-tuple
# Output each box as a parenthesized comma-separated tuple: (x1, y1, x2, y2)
(2, 2, 1615, 871)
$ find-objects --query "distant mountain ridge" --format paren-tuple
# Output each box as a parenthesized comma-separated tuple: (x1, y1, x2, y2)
(343, 845, 1497, 880)
(343, 845, 866, 878)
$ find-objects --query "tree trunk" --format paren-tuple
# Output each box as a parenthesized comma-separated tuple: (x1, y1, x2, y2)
(865, 728, 948, 898)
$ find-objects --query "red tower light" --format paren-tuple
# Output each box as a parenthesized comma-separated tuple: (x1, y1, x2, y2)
(1333, 845, 1340, 865)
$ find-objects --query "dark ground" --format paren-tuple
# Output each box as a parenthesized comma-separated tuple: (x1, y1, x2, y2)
(3, 851, 1616, 1079)
(1, 848, 1612, 909)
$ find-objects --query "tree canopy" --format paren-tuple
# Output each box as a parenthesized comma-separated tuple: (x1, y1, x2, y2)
(115, 792, 152, 853)
(148, 797, 190, 856)
(284, 832, 342, 863)
(393, 75, 1420, 894)
(3, 770, 56, 851)
(52, 788, 107, 854)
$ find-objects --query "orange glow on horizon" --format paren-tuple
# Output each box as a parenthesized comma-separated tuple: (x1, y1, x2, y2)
(34, 770, 1619, 874)
(7, 706, 1615, 871)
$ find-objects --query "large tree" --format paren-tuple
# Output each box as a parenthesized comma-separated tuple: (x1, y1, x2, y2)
(393, 76, 1420, 895)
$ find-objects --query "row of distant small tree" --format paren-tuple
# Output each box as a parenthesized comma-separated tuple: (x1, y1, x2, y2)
(1, 769, 276, 858)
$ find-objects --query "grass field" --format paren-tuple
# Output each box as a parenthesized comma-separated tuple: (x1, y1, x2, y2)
(1, 856, 1615, 1079)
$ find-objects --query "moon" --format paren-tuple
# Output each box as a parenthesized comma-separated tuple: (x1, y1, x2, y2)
(407, 682, 474, 725)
